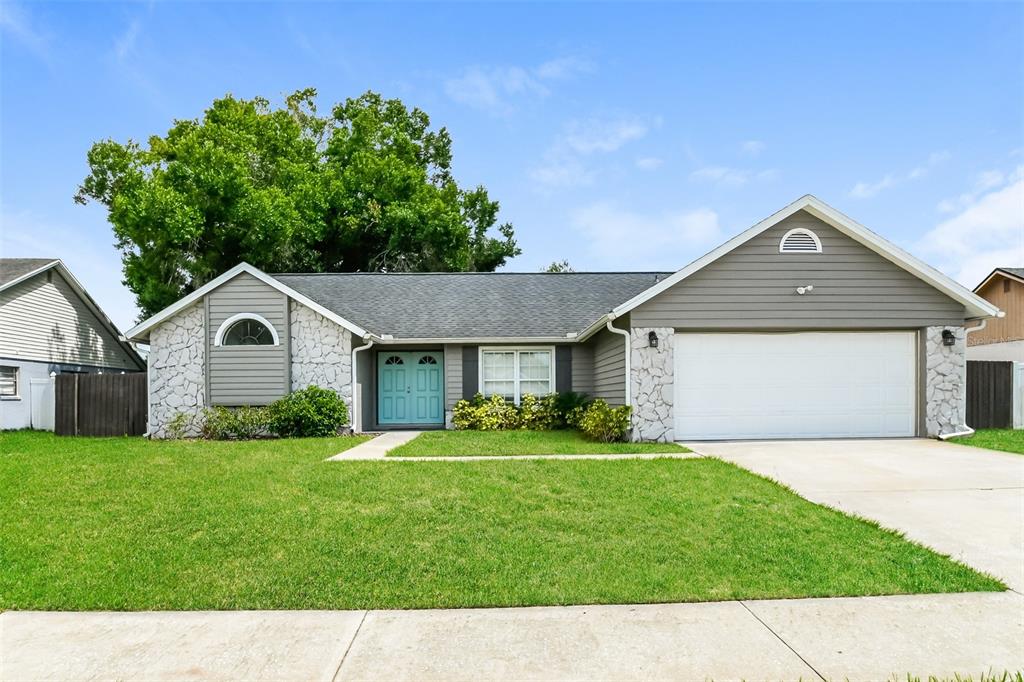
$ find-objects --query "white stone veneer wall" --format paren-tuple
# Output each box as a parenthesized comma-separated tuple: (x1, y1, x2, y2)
(630, 327, 675, 443)
(149, 303, 205, 438)
(925, 325, 967, 437)
(290, 302, 353, 418)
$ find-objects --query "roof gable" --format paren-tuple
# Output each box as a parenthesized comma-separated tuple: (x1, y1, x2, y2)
(125, 263, 369, 342)
(611, 195, 1002, 320)
(0, 259, 144, 369)
(975, 267, 1024, 292)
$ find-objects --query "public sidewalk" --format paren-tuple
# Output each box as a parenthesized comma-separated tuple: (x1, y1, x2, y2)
(2, 591, 1021, 681)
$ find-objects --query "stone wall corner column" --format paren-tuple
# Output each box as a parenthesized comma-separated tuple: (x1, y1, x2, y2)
(924, 325, 967, 437)
(290, 302, 354, 421)
(629, 327, 674, 443)
(148, 304, 206, 438)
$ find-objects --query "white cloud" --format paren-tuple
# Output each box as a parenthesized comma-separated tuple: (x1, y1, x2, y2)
(534, 56, 594, 80)
(740, 140, 765, 156)
(0, 2, 51, 62)
(530, 116, 653, 191)
(445, 56, 592, 114)
(635, 157, 664, 170)
(570, 202, 722, 269)
(0, 207, 140, 330)
(562, 118, 649, 154)
(689, 166, 778, 187)
(850, 151, 950, 199)
(916, 166, 1024, 288)
(114, 19, 142, 61)
(937, 169, 1007, 213)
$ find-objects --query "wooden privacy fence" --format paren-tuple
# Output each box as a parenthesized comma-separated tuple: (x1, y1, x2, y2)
(966, 361, 1014, 430)
(55, 373, 147, 436)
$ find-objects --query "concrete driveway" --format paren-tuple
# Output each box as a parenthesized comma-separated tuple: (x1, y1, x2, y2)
(686, 438, 1024, 591)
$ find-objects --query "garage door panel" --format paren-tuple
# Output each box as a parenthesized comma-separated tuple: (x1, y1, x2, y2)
(674, 332, 916, 440)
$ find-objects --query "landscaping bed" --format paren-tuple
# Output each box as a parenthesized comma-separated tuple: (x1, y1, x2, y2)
(0, 430, 1002, 611)
(387, 429, 690, 456)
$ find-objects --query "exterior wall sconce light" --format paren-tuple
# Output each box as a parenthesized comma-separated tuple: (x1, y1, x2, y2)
(942, 329, 956, 346)
(648, 331, 659, 348)
(796, 284, 814, 295)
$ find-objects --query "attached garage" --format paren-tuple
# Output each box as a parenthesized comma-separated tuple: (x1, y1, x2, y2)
(674, 332, 917, 440)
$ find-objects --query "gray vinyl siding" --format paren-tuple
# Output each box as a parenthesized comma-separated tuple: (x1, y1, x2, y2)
(444, 344, 462, 411)
(631, 211, 967, 329)
(356, 348, 373, 432)
(590, 319, 628, 405)
(571, 343, 594, 396)
(0, 270, 140, 370)
(206, 272, 289, 405)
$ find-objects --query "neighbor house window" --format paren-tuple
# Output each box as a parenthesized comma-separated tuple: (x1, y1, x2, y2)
(0, 366, 18, 398)
(213, 313, 280, 346)
(480, 348, 553, 404)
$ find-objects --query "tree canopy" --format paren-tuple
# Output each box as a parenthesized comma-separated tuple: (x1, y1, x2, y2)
(76, 89, 520, 318)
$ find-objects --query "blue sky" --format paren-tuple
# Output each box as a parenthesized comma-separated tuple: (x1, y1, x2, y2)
(2, 1, 1022, 329)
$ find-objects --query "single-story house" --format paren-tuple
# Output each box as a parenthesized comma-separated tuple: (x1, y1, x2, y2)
(0, 258, 145, 430)
(126, 195, 1002, 441)
(967, 267, 1024, 362)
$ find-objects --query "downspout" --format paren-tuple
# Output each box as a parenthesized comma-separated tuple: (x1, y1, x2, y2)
(605, 316, 631, 410)
(937, 318, 991, 441)
(351, 336, 375, 434)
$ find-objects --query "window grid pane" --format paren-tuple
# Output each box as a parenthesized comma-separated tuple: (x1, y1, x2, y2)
(0, 367, 17, 397)
(481, 350, 552, 403)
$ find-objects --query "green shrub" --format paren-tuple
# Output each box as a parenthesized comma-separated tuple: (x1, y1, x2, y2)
(268, 386, 349, 438)
(554, 391, 591, 428)
(577, 399, 632, 442)
(519, 393, 560, 430)
(165, 412, 192, 440)
(452, 393, 522, 430)
(200, 406, 270, 440)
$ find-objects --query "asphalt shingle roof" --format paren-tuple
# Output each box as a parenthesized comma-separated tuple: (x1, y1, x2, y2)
(998, 267, 1024, 279)
(0, 258, 58, 288)
(274, 272, 671, 339)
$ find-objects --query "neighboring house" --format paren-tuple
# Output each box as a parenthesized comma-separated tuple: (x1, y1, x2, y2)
(126, 195, 1000, 442)
(968, 268, 1024, 361)
(0, 259, 145, 430)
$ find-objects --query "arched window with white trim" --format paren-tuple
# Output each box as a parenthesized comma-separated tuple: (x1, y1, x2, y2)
(779, 228, 822, 254)
(214, 313, 280, 346)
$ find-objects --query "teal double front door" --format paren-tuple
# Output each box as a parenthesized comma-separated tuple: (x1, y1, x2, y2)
(377, 351, 444, 425)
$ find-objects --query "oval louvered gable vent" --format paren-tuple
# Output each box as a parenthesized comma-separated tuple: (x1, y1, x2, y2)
(779, 228, 822, 254)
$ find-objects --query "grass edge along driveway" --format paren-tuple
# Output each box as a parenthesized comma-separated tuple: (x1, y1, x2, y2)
(0, 431, 1003, 611)
(951, 428, 1024, 456)
(387, 429, 691, 456)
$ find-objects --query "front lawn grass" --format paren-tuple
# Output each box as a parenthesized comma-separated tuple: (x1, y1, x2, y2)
(951, 428, 1024, 455)
(388, 429, 690, 456)
(0, 430, 1002, 611)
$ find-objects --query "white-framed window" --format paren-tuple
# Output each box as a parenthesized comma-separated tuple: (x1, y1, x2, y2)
(0, 366, 19, 398)
(779, 228, 822, 253)
(214, 313, 280, 346)
(479, 347, 554, 404)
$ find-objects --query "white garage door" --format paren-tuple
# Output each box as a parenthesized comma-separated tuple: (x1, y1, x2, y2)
(674, 332, 917, 440)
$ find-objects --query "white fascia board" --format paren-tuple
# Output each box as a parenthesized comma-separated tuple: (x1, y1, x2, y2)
(575, 314, 612, 343)
(376, 336, 573, 345)
(611, 194, 1001, 320)
(125, 263, 370, 341)
(0, 260, 60, 294)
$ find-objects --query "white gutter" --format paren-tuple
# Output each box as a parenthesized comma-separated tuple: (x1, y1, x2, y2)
(351, 336, 375, 434)
(605, 317, 631, 410)
(938, 318, 996, 441)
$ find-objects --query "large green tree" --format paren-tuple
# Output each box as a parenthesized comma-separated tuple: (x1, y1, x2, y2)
(76, 89, 520, 318)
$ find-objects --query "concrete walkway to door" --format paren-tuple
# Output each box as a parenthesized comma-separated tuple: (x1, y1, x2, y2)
(685, 438, 1024, 592)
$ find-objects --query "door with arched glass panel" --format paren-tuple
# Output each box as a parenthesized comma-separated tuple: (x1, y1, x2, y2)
(377, 351, 444, 424)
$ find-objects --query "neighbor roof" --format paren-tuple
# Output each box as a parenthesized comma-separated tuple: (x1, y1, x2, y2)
(0, 258, 59, 290)
(0, 258, 145, 369)
(975, 267, 1024, 292)
(275, 272, 671, 339)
